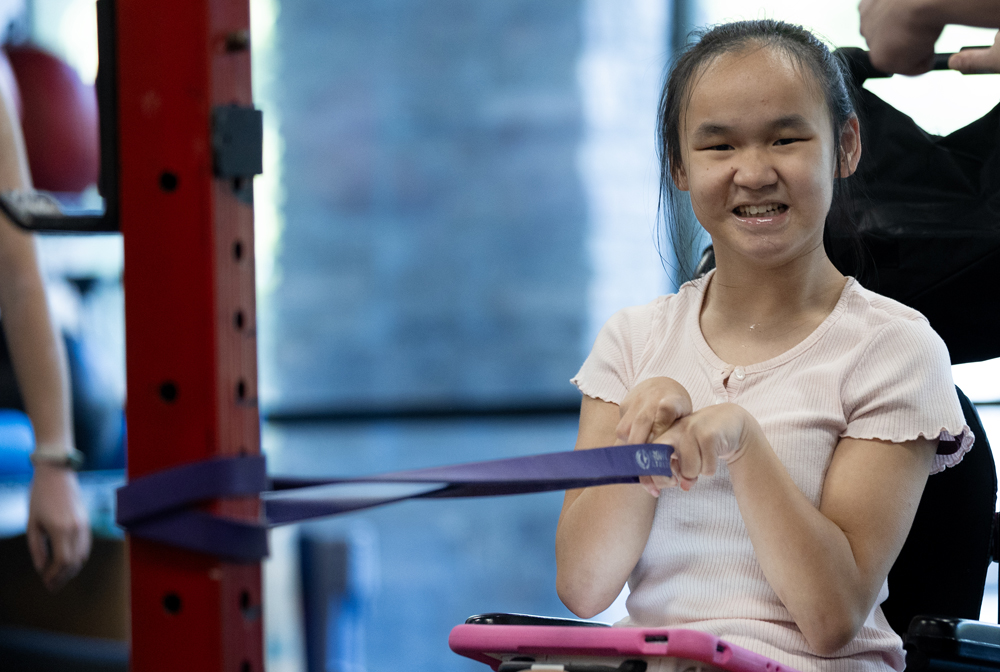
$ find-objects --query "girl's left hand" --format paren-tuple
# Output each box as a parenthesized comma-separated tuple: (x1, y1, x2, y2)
(640, 403, 759, 496)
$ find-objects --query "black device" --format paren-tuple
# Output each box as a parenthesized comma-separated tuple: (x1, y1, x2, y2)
(465, 613, 610, 628)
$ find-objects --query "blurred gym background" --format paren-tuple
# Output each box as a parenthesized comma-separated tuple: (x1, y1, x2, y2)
(1, 0, 999, 671)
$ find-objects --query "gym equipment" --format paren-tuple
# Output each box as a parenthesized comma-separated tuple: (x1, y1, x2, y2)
(114, 443, 674, 561)
(5, 45, 99, 193)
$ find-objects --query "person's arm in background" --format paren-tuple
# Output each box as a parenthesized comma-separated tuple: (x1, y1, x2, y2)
(860, 0, 1000, 74)
(0, 59, 90, 592)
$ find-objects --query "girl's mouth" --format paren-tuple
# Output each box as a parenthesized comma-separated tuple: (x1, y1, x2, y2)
(733, 203, 788, 217)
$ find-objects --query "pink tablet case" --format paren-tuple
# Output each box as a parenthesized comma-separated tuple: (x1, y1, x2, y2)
(449, 624, 801, 672)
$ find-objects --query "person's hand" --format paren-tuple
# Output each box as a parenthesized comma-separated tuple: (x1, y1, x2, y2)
(949, 31, 1000, 73)
(27, 464, 91, 591)
(640, 403, 759, 497)
(616, 377, 691, 495)
(616, 377, 692, 445)
(860, 0, 944, 74)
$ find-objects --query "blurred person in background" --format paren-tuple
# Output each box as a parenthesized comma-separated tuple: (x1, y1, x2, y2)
(0, 0, 90, 591)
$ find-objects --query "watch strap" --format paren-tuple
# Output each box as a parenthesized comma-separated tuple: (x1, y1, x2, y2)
(29, 448, 86, 471)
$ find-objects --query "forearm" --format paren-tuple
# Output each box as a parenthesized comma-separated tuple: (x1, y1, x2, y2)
(0, 58, 73, 451)
(556, 483, 655, 617)
(556, 395, 659, 617)
(0, 237, 73, 449)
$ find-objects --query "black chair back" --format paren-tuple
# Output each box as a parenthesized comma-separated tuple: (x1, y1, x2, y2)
(883, 387, 997, 635)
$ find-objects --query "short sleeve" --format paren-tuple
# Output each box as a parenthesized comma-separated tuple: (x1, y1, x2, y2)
(571, 303, 656, 405)
(843, 318, 972, 474)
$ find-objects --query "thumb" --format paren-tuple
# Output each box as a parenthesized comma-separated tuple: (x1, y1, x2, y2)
(950, 38, 1000, 74)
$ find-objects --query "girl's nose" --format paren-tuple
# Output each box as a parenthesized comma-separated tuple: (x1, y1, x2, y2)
(732, 150, 777, 190)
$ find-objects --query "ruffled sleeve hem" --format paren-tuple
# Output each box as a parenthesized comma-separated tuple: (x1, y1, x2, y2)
(570, 376, 625, 406)
(842, 426, 974, 475)
(930, 426, 974, 474)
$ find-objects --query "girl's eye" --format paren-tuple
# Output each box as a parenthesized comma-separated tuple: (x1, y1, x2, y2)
(774, 138, 802, 146)
(705, 144, 733, 151)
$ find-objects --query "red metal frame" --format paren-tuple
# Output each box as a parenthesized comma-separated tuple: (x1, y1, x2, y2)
(119, 0, 262, 668)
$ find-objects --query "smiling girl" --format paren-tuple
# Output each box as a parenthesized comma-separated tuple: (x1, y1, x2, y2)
(555, 20, 970, 672)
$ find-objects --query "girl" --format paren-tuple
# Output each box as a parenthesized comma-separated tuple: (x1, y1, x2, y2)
(555, 20, 970, 672)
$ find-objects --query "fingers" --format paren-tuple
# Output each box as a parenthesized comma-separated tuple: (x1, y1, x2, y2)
(27, 468, 92, 591)
(671, 448, 702, 490)
(27, 517, 87, 592)
(859, 0, 942, 75)
(653, 405, 749, 491)
(41, 522, 90, 592)
(617, 403, 678, 445)
(638, 474, 678, 498)
(949, 34, 1000, 74)
(26, 524, 50, 574)
(617, 378, 693, 445)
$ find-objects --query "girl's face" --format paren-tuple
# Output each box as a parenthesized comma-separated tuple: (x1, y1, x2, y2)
(673, 46, 860, 271)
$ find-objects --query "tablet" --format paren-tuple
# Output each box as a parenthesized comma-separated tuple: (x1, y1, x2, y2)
(449, 620, 800, 672)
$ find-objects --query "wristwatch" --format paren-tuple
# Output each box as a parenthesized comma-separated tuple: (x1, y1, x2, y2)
(29, 448, 86, 471)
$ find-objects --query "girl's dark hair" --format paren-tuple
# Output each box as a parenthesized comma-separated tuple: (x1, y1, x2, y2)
(657, 19, 865, 282)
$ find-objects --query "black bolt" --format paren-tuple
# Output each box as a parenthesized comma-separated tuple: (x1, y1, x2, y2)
(236, 380, 246, 400)
(234, 310, 245, 330)
(233, 240, 244, 261)
(225, 30, 251, 52)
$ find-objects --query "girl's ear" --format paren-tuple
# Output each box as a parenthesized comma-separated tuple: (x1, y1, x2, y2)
(838, 115, 862, 178)
(672, 163, 690, 192)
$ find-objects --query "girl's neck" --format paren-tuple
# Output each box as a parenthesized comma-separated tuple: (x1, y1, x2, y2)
(699, 247, 847, 367)
(706, 253, 844, 317)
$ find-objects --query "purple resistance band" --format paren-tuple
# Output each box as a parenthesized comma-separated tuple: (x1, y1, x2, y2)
(115, 444, 674, 562)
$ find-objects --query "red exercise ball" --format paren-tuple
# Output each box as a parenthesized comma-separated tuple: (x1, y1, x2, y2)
(5, 44, 99, 192)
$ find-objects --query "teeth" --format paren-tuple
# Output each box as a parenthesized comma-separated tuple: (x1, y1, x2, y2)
(737, 204, 783, 216)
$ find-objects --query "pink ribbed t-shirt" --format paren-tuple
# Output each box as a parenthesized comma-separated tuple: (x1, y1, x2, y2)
(571, 271, 972, 672)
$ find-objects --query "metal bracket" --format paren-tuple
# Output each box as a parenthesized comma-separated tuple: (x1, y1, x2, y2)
(212, 104, 262, 204)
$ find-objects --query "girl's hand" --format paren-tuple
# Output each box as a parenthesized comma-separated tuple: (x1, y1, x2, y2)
(616, 377, 692, 444)
(642, 403, 759, 496)
(27, 464, 91, 592)
(617, 378, 693, 495)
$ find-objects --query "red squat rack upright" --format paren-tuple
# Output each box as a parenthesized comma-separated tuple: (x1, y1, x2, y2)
(118, 0, 264, 668)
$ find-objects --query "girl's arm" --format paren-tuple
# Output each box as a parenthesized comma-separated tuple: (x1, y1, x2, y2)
(556, 378, 692, 617)
(656, 404, 935, 655)
(0, 65, 91, 591)
(556, 396, 655, 617)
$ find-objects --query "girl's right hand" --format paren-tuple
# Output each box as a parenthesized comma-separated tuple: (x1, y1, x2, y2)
(616, 376, 692, 444)
(616, 377, 693, 495)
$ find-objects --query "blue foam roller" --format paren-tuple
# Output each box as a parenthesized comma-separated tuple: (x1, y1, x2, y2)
(0, 409, 35, 477)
